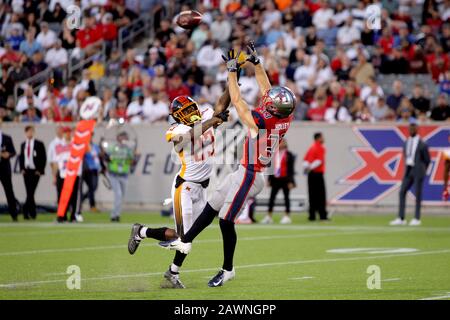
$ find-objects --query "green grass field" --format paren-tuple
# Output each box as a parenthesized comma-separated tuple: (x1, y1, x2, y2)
(1, 212, 450, 300)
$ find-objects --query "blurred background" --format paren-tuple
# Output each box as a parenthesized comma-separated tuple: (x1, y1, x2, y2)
(0, 0, 449, 218)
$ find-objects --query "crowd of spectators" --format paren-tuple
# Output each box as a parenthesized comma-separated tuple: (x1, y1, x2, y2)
(0, 0, 449, 125)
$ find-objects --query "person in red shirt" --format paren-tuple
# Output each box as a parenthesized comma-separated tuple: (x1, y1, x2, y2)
(166, 74, 191, 101)
(76, 15, 103, 55)
(262, 139, 296, 224)
(303, 132, 328, 221)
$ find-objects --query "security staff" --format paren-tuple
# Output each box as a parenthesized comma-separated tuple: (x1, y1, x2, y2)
(0, 121, 18, 221)
(303, 132, 328, 221)
(19, 125, 46, 219)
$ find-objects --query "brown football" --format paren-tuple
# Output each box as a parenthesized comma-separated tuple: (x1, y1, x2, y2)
(176, 10, 203, 29)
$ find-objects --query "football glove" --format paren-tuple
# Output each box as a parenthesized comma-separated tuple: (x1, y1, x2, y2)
(222, 48, 243, 72)
(246, 41, 260, 65)
(214, 109, 230, 122)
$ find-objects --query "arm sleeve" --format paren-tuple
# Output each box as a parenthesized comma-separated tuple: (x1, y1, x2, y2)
(19, 143, 24, 171)
(7, 137, 16, 157)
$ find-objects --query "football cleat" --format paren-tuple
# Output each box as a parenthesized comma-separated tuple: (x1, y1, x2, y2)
(261, 215, 273, 224)
(280, 215, 292, 224)
(128, 223, 143, 255)
(158, 237, 192, 254)
(162, 270, 185, 289)
(409, 218, 422, 226)
(389, 218, 407, 226)
(208, 268, 235, 287)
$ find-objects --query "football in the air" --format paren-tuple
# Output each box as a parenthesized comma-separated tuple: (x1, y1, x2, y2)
(176, 10, 202, 29)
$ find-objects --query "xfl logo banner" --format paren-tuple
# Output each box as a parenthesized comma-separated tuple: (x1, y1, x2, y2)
(332, 126, 449, 204)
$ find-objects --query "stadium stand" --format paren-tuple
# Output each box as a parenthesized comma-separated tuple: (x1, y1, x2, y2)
(0, 0, 449, 125)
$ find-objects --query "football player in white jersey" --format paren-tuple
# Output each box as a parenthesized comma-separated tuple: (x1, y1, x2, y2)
(127, 90, 231, 288)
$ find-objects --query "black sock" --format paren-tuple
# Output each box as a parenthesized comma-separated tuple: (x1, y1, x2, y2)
(219, 218, 236, 272)
(144, 227, 168, 241)
(172, 251, 187, 271)
(182, 203, 218, 243)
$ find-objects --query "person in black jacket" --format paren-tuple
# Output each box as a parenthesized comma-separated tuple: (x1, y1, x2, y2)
(262, 139, 296, 224)
(0, 122, 19, 221)
(19, 125, 46, 220)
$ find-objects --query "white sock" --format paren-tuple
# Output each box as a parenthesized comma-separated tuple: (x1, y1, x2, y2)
(139, 227, 148, 238)
(170, 263, 180, 273)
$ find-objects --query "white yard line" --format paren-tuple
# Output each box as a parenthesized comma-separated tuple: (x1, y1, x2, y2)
(0, 229, 398, 257)
(1, 222, 450, 233)
(1, 249, 450, 289)
(381, 278, 401, 282)
(290, 276, 314, 280)
(419, 293, 450, 300)
(0, 224, 448, 239)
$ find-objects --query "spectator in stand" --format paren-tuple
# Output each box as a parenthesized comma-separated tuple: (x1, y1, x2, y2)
(430, 93, 450, 121)
(262, 0, 282, 32)
(350, 98, 373, 122)
(190, 22, 209, 50)
(409, 46, 428, 74)
(439, 70, 450, 95)
(337, 16, 360, 46)
(16, 87, 42, 114)
(410, 84, 431, 116)
(370, 97, 395, 122)
(397, 97, 417, 123)
(200, 75, 222, 106)
(126, 92, 145, 124)
(19, 30, 42, 58)
(360, 77, 384, 110)
(101, 12, 117, 55)
(210, 13, 232, 46)
(292, 0, 312, 30)
(166, 74, 191, 101)
(45, 39, 68, 83)
(142, 90, 169, 123)
(76, 14, 103, 56)
(0, 42, 22, 68)
(8, 60, 30, 83)
(350, 52, 375, 86)
(21, 106, 41, 123)
(186, 74, 202, 99)
(324, 99, 351, 123)
(196, 40, 223, 74)
(387, 80, 406, 112)
(27, 51, 47, 76)
(312, 0, 334, 33)
(155, 19, 175, 47)
(35, 21, 57, 50)
(427, 45, 449, 82)
(7, 26, 25, 51)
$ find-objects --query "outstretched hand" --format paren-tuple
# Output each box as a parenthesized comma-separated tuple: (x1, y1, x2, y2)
(246, 40, 260, 65)
(222, 48, 244, 73)
(214, 109, 230, 122)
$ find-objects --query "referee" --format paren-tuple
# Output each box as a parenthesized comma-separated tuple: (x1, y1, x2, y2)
(303, 132, 329, 221)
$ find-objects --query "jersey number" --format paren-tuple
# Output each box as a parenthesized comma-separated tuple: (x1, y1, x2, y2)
(258, 133, 280, 165)
(194, 129, 215, 162)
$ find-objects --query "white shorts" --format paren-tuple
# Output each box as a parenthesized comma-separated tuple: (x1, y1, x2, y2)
(209, 165, 265, 222)
(171, 177, 207, 236)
